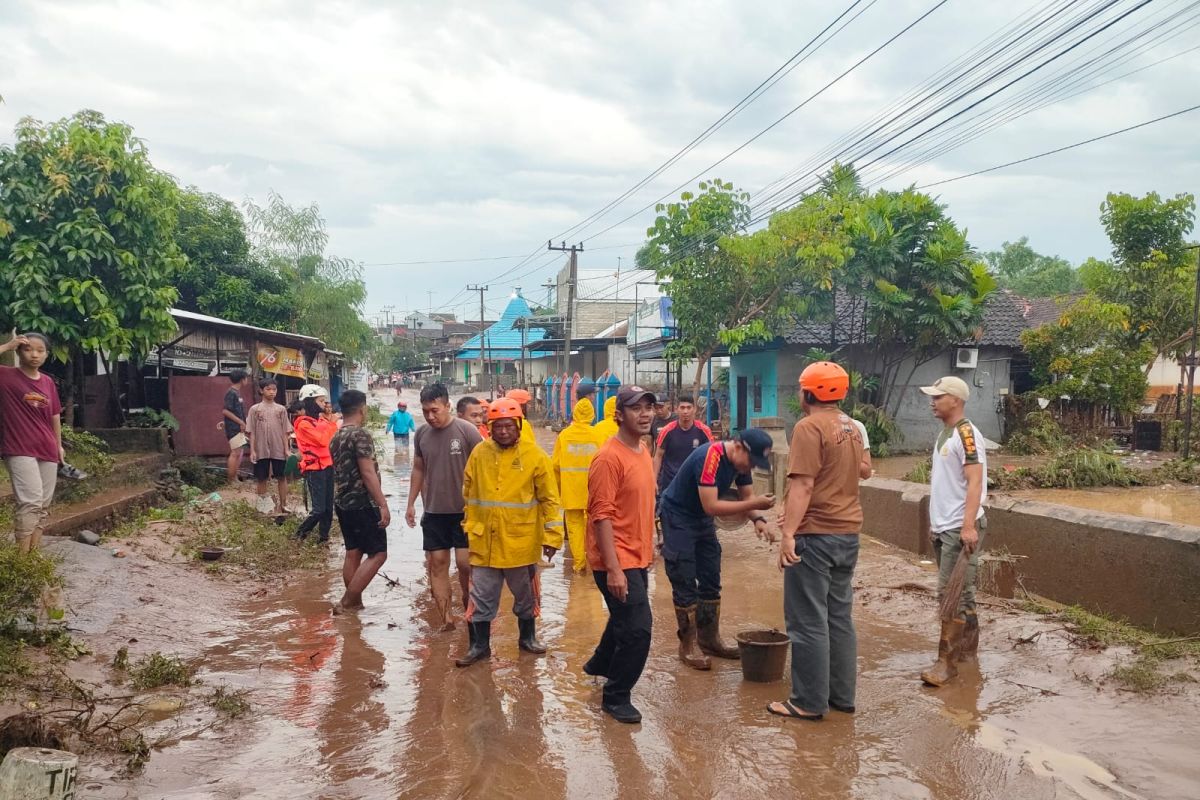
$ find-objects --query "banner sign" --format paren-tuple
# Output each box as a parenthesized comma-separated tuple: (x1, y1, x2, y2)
(256, 345, 306, 378)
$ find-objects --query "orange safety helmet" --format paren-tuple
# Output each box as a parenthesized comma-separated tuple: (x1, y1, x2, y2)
(799, 361, 850, 402)
(507, 388, 532, 405)
(487, 397, 524, 421)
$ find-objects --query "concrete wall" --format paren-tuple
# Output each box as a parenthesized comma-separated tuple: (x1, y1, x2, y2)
(857, 478, 1200, 635)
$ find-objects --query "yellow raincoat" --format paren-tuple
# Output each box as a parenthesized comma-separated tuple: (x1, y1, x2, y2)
(463, 437, 564, 568)
(520, 414, 536, 445)
(593, 395, 618, 442)
(551, 398, 601, 571)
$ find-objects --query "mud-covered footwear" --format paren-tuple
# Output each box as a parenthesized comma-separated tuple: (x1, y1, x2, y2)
(518, 617, 547, 654)
(675, 605, 711, 671)
(602, 701, 642, 724)
(455, 621, 492, 667)
(957, 610, 979, 663)
(696, 599, 740, 660)
(921, 618, 965, 686)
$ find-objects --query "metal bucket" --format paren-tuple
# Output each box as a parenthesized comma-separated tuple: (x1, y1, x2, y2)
(736, 629, 788, 683)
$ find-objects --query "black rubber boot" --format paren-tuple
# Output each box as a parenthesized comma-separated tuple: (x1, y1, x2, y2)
(602, 701, 643, 724)
(518, 617, 547, 654)
(455, 621, 492, 668)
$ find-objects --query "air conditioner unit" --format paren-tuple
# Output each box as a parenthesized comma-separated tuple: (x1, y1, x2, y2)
(954, 347, 979, 370)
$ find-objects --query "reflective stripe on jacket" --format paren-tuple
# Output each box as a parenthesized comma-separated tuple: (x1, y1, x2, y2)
(462, 437, 563, 568)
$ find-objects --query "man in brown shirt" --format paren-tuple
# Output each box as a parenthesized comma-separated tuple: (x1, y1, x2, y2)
(768, 361, 863, 722)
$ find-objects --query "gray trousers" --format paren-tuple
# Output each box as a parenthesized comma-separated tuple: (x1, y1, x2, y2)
(5, 456, 58, 540)
(932, 516, 987, 616)
(783, 534, 859, 714)
(467, 565, 540, 623)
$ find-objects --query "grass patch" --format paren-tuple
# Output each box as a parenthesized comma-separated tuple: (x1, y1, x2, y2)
(1023, 600, 1200, 692)
(988, 448, 1139, 491)
(207, 685, 251, 718)
(128, 652, 197, 690)
(902, 457, 931, 483)
(181, 500, 327, 576)
(173, 457, 227, 493)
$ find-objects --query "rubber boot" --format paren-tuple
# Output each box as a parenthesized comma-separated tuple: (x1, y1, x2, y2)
(518, 617, 547, 654)
(695, 599, 740, 660)
(957, 610, 979, 664)
(455, 621, 492, 667)
(674, 606, 711, 671)
(920, 618, 965, 686)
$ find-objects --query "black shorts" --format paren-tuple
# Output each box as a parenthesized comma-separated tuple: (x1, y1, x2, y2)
(335, 506, 388, 555)
(253, 458, 286, 480)
(421, 512, 468, 551)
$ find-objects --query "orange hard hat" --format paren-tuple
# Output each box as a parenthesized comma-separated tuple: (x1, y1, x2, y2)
(487, 397, 524, 421)
(507, 388, 532, 405)
(799, 361, 850, 402)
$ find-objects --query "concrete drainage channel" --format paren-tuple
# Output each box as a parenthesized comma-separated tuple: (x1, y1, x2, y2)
(859, 477, 1200, 635)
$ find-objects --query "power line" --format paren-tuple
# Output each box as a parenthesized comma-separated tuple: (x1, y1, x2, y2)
(917, 102, 1200, 188)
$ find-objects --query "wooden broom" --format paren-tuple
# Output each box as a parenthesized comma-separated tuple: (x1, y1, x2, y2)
(939, 549, 971, 622)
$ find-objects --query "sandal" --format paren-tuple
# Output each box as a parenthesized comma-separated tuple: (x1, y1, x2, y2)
(766, 700, 823, 721)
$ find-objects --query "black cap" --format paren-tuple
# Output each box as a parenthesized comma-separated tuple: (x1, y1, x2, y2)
(737, 428, 774, 470)
(575, 383, 597, 398)
(616, 385, 657, 407)
(654, 392, 669, 404)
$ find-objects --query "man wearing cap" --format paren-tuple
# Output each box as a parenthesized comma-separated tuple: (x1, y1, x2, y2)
(648, 393, 676, 454)
(770, 361, 864, 722)
(583, 386, 658, 723)
(658, 428, 776, 670)
(919, 376, 987, 687)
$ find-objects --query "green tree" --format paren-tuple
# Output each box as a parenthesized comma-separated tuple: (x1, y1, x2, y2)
(836, 183, 996, 415)
(1020, 294, 1151, 415)
(637, 178, 849, 392)
(1083, 191, 1196, 373)
(984, 236, 1080, 297)
(172, 188, 294, 330)
(243, 190, 371, 356)
(0, 110, 184, 423)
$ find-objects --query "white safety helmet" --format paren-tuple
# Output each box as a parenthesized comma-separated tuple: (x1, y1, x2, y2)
(298, 384, 328, 401)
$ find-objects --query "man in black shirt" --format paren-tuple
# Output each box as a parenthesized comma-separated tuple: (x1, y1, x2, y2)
(654, 394, 712, 493)
(221, 369, 250, 484)
(648, 393, 676, 454)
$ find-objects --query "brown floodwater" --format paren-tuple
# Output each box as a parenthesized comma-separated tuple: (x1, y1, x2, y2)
(76, 389, 1199, 799)
(1003, 485, 1200, 525)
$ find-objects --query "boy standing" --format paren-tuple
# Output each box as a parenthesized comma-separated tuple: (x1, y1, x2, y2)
(246, 377, 293, 516)
(0, 333, 64, 553)
(584, 386, 658, 723)
(330, 390, 391, 613)
(222, 369, 250, 483)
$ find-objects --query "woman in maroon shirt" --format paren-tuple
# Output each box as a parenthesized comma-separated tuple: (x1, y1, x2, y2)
(0, 333, 64, 553)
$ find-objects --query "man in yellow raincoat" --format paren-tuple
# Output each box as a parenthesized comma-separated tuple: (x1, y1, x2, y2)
(506, 388, 537, 445)
(457, 397, 564, 667)
(551, 396, 601, 574)
(593, 395, 619, 442)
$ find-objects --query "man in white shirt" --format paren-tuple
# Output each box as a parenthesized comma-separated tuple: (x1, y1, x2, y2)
(918, 376, 987, 687)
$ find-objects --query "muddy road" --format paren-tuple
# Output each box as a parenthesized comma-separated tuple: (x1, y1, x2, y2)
(67, 389, 1200, 799)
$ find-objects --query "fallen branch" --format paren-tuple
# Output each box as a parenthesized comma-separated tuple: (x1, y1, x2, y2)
(379, 572, 401, 588)
(1001, 679, 1060, 696)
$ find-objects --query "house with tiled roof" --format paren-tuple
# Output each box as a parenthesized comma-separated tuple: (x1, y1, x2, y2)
(726, 290, 1037, 447)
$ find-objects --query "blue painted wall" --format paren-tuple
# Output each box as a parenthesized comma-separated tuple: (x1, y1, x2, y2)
(728, 348, 779, 431)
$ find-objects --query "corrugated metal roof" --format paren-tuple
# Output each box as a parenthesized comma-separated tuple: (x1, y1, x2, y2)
(171, 308, 326, 349)
(456, 294, 547, 360)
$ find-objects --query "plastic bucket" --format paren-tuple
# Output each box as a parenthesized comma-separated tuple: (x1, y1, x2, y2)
(736, 629, 789, 682)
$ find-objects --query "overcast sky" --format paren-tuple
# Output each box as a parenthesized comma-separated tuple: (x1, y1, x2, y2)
(3, 0, 1198, 324)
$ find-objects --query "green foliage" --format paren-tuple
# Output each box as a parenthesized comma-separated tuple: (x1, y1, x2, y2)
(62, 428, 114, 475)
(368, 337, 430, 374)
(902, 457, 931, 483)
(1148, 458, 1200, 485)
(173, 457, 226, 492)
(207, 685, 251, 718)
(0, 544, 60, 628)
(850, 403, 901, 458)
(123, 408, 180, 431)
(989, 448, 1139, 490)
(364, 404, 388, 428)
(244, 190, 372, 357)
(0, 111, 183, 414)
(181, 500, 327, 576)
(1085, 191, 1197, 367)
(1005, 411, 1068, 455)
(984, 236, 1080, 297)
(1020, 295, 1151, 413)
(129, 651, 196, 689)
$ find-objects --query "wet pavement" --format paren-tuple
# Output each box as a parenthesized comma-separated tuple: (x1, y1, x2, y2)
(76, 389, 1199, 799)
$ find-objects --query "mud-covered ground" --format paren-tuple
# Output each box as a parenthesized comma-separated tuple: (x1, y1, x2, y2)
(36, 388, 1200, 799)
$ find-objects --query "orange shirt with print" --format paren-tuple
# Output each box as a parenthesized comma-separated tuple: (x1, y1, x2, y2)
(585, 438, 656, 571)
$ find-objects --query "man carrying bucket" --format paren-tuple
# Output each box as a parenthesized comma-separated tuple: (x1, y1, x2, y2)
(769, 361, 863, 722)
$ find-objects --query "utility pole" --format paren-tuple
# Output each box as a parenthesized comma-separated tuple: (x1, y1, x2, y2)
(1182, 246, 1200, 460)
(548, 240, 583, 377)
(468, 284, 488, 397)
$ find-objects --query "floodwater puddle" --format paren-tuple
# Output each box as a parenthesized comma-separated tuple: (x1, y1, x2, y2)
(79, 391, 1199, 799)
(1004, 485, 1200, 525)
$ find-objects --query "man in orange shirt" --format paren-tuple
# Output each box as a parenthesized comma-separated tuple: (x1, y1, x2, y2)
(583, 385, 658, 724)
